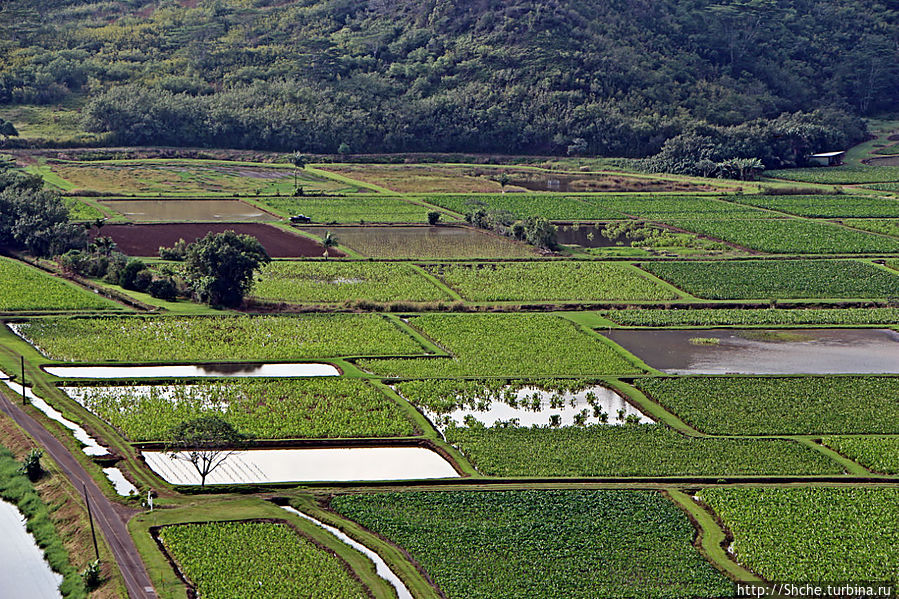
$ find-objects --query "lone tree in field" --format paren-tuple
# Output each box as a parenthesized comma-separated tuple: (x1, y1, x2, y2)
(291, 151, 308, 191)
(183, 230, 270, 307)
(165, 416, 252, 488)
(0, 119, 18, 145)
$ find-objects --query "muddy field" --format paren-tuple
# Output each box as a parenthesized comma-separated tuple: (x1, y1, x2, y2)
(92, 223, 342, 258)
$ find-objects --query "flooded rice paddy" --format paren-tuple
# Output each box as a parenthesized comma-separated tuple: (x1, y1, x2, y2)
(0, 500, 63, 599)
(279, 505, 413, 599)
(142, 447, 459, 484)
(98, 199, 277, 222)
(602, 328, 899, 374)
(45, 362, 340, 379)
(415, 385, 653, 429)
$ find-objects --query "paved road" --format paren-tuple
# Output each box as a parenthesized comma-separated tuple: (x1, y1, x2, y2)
(0, 388, 157, 599)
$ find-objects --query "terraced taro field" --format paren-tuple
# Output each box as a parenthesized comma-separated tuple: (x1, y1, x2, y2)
(3, 154, 899, 599)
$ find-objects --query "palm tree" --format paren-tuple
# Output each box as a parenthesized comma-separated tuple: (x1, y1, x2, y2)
(291, 151, 308, 191)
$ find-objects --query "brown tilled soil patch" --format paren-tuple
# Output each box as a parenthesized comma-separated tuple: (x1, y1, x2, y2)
(92, 223, 342, 258)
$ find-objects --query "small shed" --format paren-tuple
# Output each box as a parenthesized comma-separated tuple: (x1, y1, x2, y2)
(808, 151, 845, 167)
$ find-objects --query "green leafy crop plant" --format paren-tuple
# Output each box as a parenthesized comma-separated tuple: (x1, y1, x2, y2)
(331, 489, 732, 599)
(699, 488, 899, 582)
(766, 166, 899, 184)
(604, 307, 899, 326)
(258, 196, 436, 223)
(252, 261, 450, 303)
(426, 262, 677, 301)
(158, 521, 368, 599)
(64, 378, 416, 441)
(12, 314, 423, 362)
(641, 260, 899, 299)
(443, 424, 841, 477)
(728, 194, 899, 218)
(0, 257, 121, 312)
(636, 376, 899, 435)
(357, 313, 641, 377)
(822, 437, 899, 474)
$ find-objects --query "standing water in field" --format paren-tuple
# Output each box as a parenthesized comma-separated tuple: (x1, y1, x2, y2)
(44, 362, 340, 379)
(0, 500, 63, 599)
(278, 505, 413, 599)
(142, 447, 459, 485)
(602, 328, 899, 374)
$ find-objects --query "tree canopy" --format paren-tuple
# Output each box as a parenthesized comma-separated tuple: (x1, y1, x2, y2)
(183, 230, 270, 307)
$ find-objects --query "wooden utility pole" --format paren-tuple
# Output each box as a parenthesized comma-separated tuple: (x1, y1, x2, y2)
(20, 355, 25, 405)
(83, 483, 100, 560)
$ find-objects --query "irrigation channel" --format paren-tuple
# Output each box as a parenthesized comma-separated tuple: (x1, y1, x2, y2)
(0, 499, 63, 599)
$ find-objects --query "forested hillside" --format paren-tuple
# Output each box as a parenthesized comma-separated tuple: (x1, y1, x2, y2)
(0, 0, 896, 158)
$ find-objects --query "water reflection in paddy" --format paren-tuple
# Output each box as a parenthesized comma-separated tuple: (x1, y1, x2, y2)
(602, 328, 899, 374)
(44, 362, 340, 379)
(142, 447, 459, 485)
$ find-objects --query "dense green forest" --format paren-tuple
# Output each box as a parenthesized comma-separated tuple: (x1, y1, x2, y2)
(0, 0, 896, 161)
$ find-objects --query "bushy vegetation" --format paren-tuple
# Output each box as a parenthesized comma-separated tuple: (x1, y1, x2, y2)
(426, 262, 676, 301)
(605, 307, 899, 326)
(331, 490, 731, 599)
(260, 196, 440, 223)
(253, 261, 448, 303)
(13, 314, 423, 362)
(660, 218, 899, 253)
(2, 1, 889, 157)
(0, 256, 120, 311)
(636, 377, 899, 435)
(358, 314, 639, 377)
(65, 379, 416, 441)
(443, 424, 840, 477)
(699, 488, 899, 582)
(822, 437, 899, 474)
(157, 521, 368, 599)
(729, 195, 899, 218)
(641, 260, 899, 299)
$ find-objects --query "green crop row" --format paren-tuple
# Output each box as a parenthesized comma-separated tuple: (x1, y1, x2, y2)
(158, 521, 368, 599)
(864, 183, 899, 192)
(331, 490, 731, 599)
(659, 218, 899, 253)
(12, 314, 423, 362)
(64, 379, 415, 441)
(422, 194, 626, 220)
(63, 197, 104, 221)
(640, 260, 899, 299)
(258, 196, 437, 223)
(604, 307, 899, 326)
(822, 436, 899, 474)
(589, 195, 776, 220)
(0, 257, 121, 312)
(636, 377, 899, 435)
(767, 165, 899, 184)
(425, 262, 677, 301)
(842, 218, 899, 238)
(357, 314, 640, 377)
(699, 488, 899, 582)
(727, 195, 899, 218)
(443, 424, 841, 477)
(252, 261, 450, 303)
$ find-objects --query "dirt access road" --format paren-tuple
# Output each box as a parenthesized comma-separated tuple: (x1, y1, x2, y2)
(0, 388, 157, 599)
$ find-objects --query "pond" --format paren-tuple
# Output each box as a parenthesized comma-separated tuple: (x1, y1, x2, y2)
(44, 362, 340, 379)
(279, 505, 413, 599)
(554, 223, 618, 248)
(0, 500, 63, 599)
(98, 199, 277, 222)
(142, 447, 460, 485)
(413, 385, 653, 430)
(602, 328, 899, 374)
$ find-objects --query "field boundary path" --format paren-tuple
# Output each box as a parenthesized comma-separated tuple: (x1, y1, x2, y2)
(0, 387, 157, 599)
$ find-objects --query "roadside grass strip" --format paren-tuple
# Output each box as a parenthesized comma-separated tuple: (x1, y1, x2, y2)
(12, 314, 423, 362)
(443, 425, 842, 477)
(331, 490, 732, 599)
(63, 379, 417, 441)
(635, 377, 899, 435)
(157, 521, 368, 599)
(699, 488, 899, 582)
(0, 256, 121, 312)
(251, 261, 450, 303)
(356, 313, 641, 377)
(425, 262, 678, 302)
(640, 260, 899, 299)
